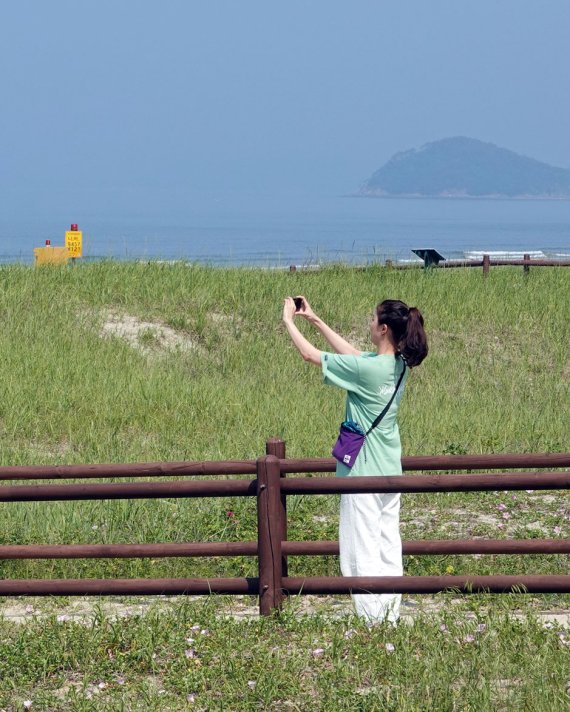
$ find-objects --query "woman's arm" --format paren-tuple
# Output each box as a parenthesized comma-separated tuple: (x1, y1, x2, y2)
(295, 296, 361, 356)
(282, 298, 322, 365)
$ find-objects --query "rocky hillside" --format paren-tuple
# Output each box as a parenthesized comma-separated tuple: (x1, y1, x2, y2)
(360, 137, 570, 198)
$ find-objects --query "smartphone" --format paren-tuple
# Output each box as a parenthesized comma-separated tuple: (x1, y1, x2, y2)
(293, 297, 304, 311)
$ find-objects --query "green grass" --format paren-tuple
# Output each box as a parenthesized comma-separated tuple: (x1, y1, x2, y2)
(0, 261, 567, 578)
(0, 261, 568, 708)
(0, 599, 568, 710)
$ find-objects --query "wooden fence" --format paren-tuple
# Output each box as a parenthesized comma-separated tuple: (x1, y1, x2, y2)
(290, 254, 570, 275)
(0, 439, 569, 615)
(423, 254, 570, 276)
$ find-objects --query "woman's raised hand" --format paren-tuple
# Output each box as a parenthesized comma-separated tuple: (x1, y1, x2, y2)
(293, 295, 316, 321)
(282, 297, 298, 323)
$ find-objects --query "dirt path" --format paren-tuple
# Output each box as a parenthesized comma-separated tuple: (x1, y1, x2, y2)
(1, 595, 568, 627)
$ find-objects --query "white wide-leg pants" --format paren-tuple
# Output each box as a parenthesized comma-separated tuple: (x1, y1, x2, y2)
(339, 492, 403, 624)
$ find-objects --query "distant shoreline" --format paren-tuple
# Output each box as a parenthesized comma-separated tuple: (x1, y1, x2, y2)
(3, 251, 570, 269)
(349, 192, 570, 201)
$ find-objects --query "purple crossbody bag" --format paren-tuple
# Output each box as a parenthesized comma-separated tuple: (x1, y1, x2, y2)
(332, 361, 406, 469)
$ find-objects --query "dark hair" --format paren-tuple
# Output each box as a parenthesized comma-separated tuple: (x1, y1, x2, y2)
(376, 299, 428, 368)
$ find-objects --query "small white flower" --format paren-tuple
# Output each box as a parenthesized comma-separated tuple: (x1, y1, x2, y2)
(476, 624, 486, 633)
(344, 628, 356, 639)
(92, 525, 98, 530)
(185, 649, 197, 658)
(248, 680, 256, 689)
(190, 624, 201, 631)
(97, 682, 107, 690)
(385, 643, 395, 653)
(24, 703, 33, 709)
(200, 629, 209, 636)
(187, 693, 196, 703)
(185, 637, 195, 644)
(312, 647, 325, 657)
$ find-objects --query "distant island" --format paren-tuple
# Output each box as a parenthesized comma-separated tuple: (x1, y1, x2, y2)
(359, 137, 570, 199)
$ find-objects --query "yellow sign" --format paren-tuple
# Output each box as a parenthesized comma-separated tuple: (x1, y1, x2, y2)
(34, 246, 69, 266)
(65, 230, 83, 258)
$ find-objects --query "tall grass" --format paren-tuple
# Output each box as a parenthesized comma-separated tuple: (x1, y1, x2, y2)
(0, 262, 568, 709)
(0, 262, 567, 583)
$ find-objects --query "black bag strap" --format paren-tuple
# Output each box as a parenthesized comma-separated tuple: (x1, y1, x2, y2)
(365, 359, 407, 436)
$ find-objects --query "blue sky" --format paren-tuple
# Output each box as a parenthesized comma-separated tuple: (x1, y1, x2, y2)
(2, 1, 570, 217)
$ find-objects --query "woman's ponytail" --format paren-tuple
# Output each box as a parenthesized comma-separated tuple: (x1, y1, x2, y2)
(400, 306, 428, 367)
(376, 300, 428, 368)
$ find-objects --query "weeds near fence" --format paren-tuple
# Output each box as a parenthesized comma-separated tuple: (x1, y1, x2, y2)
(0, 599, 568, 710)
(0, 261, 568, 709)
(0, 262, 567, 585)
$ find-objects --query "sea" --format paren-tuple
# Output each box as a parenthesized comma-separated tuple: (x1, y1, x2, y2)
(1, 194, 569, 267)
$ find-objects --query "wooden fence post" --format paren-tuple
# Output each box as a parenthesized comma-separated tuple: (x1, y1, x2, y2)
(483, 254, 490, 278)
(266, 438, 288, 579)
(523, 253, 530, 275)
(257, 455, 284, 615)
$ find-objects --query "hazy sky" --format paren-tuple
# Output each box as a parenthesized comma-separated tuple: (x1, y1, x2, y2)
(2, 1, 570, 217)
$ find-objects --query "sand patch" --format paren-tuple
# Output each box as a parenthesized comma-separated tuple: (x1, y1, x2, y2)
(99, 311, 200, 356)
(209, 312, 235, 325)
(24, 439, 72, 459)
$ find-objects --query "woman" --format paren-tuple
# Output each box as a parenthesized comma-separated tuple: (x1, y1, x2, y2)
(282, 296, 428, 624)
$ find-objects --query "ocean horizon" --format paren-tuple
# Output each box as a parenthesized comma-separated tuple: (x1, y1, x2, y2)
(1, 194, 569, 267)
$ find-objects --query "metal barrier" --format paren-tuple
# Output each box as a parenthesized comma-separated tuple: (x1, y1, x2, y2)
(0, 439, 569, 615)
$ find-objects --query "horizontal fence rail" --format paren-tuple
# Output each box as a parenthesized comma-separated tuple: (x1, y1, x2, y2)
(483, 259, 570, 267)
(382, 255, 570, 275)
(0, 440, 568, 614)
(0, 543, 260, 559)
(0, 460, 258, 481)
(282, 539, 570, 556)
(2, 575, 569, 598)
(1, 539, 568, 560)
(280, 452, 570, 474)
(282, 575, 570, 595)
(290, 258, 570, 273)
(0, 479, 257, 502)
(0, 578, 260, 597)
(281, 472, 570, 494)
(2, 452, 569, 481)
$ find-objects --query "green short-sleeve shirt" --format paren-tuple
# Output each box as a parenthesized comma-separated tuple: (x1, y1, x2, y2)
(321, 352, 407, 477)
